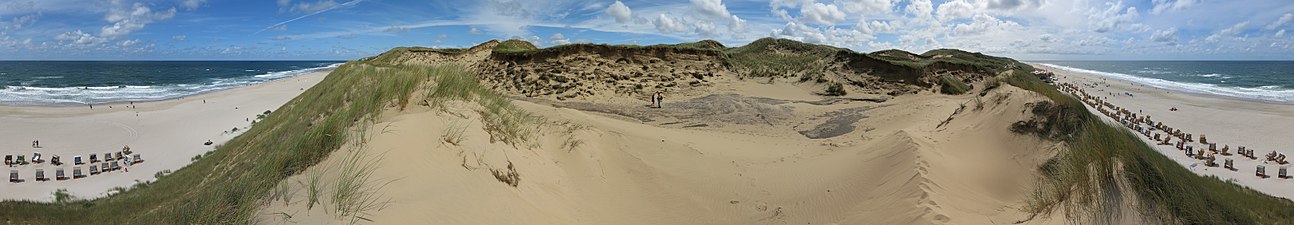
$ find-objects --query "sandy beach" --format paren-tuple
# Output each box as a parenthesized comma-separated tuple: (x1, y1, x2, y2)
(1036, 63, 1294, 200)
(0, 69, 329, 201)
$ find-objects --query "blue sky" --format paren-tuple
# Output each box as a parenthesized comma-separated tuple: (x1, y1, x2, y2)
(0, 0, 1292, 60)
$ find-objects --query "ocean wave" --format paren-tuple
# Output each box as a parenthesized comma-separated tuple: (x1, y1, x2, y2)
(0, 63, 341, 106)
(1133, 69, 1174, 75)
(1040, 63, 1294, 103)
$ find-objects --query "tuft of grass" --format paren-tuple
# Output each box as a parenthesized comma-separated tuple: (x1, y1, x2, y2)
(330, 128, 390, 225)
(939, 75, 970, 95)
(305, 167, 325, 211)
(492, 39, 538, 53)
(52, 189, 72, 204)
(442, 120, 468, 146)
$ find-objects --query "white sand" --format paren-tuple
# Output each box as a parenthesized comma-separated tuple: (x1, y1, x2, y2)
(1037, 63, 1294, 200)
(0, 70, 329, 201)
(257, 79, 1074, 224)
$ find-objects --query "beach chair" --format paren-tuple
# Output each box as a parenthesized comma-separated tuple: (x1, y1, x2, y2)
(1196, 149, 1206, 160)
(110, 161, 120, 171)
(32, 152, 42, 164)
(1257, 165, 1267, 178)
(9, 170, 17, 183)
(132, 154, 143, 164)
(1209, 143, 1217, 152)
(56, 168, 66, 180)
(89, 165, 100, 175)
(1224, 158, 1235, 170)
(114, 152, 123, 161)
(35, 169, 46, 181)
(122, 146, 132, 155)
(16, 155, 26, 165)
(1186, 146, 1195, 156)
(73, 167, 84, 178)
(1200, 134, 1208, 144)
(1205, 155, 1218, 167)
(1220, 145, 1230, 155)
(100, 162, 110, 171)
(1281, 167, 1290, 179)
(89, 154, 99, 163)
(51, 156, 61, 166)
(74, 155, 83, 165)
(4, 155, 10, 166)
(103, 153, 113, 161)
(1278, 154, 1289, 164)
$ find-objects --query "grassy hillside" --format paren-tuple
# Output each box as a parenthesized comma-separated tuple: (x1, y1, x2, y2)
(1005, 65, 1294, 224)
(0, 62, 479, 224)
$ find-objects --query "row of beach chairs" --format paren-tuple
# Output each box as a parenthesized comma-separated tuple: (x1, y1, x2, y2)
(8, 154, 143, 183)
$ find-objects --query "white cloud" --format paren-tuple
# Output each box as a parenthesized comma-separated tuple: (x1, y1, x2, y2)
(1277, 29, 1286, 38)
(100, 2, 177, 39)
(772, 21, 827, 43)
(856, 19, 895, 34)
(548, 33, 570, 45)
(181, 0, 206, 10)
(799, 2, 845, 25)
(838, 0, 896, 15)
(985, 0, 1043, 10)
(906, 0, 934, 17)
(1206, 21, 1248, 43)
(172, 35, 186, 41)
(55, 30, 102, 46)
(467, 27, 485, 34)
(1150, 0, 1199, 15)
(952, 14, 1019, 35)
(1150, 27, 1177, 42)
(729, 15, 747, 33)
(119, 39, 140, 47)
(290, 0, 340, 14)
(690, 0, 730, 18)
(695, 21, 719, 36)
(936, 0, 977, 22)
(606, 1, 632, 23)
(7, 14, 37, 30)
(383, 26, 410, 33)
(654, 14, 689, 33)
(1089, 1, 1138, 33)
(1266, 13, 1293, 30)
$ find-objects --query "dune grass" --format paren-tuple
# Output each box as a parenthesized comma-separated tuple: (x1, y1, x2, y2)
(0, 62, 469, 224)
(1007, 65, 1294, 224)
(938, 75, 970, 95)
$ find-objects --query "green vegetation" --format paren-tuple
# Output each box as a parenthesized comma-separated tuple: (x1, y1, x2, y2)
(1005, 65, 1294, 224)
(938, 76, 970, 95)
(725, 38, 844, 77)
(823, 82, 847, 96)
(492, 39, 538, 54)
(0, 61, 478, 224)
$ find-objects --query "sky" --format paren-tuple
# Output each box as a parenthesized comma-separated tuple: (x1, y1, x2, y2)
(0, 0, 1292, 60)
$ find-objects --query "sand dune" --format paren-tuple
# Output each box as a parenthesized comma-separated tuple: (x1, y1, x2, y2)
(256, 78, 1070, 224)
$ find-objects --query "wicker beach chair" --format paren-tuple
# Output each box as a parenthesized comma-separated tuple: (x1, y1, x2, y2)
(102, 153, 112, 161)
(132, 154, 143, 164)
(1281, 167, 1290, 179)
(56, 168, 66, 180)
(74, 155, 83, 165)
(1224, 158, 1235, 170)
(73, 167, 83, 178)
(114, 152, 123, 161)
(9, 170, 18, 183)
(1257, 165, 1267, 178)
(89, 165, 99, 175)
(35, 169, 46, 181)
(1220, 145, 1230, 155)
(32, 152, 42, 164)
(51, 156, 61, 166)
(100, 162, 110, 171)
(89, 154, 99, 163)
(1205, 155, 1218, 167)
(16, 155, 25, 165)
(4, 155, 10, 166)
(110, 161, 120, 171)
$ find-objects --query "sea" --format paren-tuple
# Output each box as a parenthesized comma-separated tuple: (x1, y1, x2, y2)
(0, 61, 343, 106)
(1036, 61, 1294, 104)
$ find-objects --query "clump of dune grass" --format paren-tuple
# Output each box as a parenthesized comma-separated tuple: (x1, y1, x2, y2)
(330, 122, 391, 224)
(939, 75, 969, 95)
(442, 120, 468, 146)
(425, 64, 542, 147)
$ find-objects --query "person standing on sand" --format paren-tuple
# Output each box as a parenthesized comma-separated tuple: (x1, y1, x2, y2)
(653, 92, 665, 108)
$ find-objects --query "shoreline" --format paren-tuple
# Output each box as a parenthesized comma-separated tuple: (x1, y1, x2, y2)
(1035, 63, 1294, 200)
(1033, 62, 1294, 106)
(0, 63, 343, 107)
(0, 69, 332, 202)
